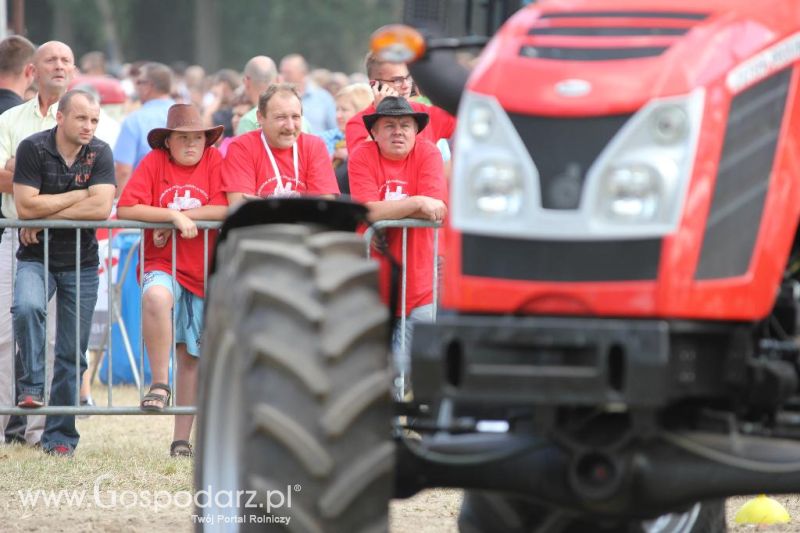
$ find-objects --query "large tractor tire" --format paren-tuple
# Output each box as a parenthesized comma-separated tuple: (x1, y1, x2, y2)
(458, 491, 726, 533)
(196, 224, 394, 533)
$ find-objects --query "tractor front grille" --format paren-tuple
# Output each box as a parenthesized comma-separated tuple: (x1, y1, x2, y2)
(521, 10, 709, 61)
(695, 67, 792, 279)
(507, 113, 631, 210)
(462, 233, 662, 282)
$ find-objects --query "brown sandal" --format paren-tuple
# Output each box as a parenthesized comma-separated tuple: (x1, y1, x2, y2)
(140, 383, 171, 412)
(170, 440, 193, 457)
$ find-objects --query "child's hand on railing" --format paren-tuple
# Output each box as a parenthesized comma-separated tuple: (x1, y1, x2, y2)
(153, 228, 171, 248)
(169, 211, 198, 239)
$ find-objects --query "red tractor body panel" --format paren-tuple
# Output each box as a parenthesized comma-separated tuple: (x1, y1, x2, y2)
(444, 0, 800, 320)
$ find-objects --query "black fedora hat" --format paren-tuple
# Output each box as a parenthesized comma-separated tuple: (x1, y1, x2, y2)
(363, 96, 429, 134)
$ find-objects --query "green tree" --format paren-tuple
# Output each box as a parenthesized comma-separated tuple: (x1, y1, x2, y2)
(19, 0, 401, 75)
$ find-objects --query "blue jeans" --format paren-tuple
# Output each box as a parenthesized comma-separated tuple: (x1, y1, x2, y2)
(142, 270, 205, 357)
(12, 261, 98, 452)
(392, 303, 435, 377)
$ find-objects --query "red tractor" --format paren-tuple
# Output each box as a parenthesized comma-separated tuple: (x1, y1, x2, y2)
(196, 1, 800, 531)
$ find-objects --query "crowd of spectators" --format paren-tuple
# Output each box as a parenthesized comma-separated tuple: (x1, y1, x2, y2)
(0, 39, 456, 457)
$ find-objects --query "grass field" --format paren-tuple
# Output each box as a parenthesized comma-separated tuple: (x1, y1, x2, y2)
(1, 385, 798, 532)
(1, 385, 192, 532)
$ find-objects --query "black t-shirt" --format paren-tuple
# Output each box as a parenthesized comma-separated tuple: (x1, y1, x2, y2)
(0, 88, 23, 115)
(335, 158, 350, 197)
(13, 127, 116, 270)
(0, 90, 24, 223)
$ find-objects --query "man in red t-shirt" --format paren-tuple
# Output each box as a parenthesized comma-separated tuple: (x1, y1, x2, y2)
(345, 53, 456, 155)
(222, 83, 339, 205)
(348, 96, 447, 362)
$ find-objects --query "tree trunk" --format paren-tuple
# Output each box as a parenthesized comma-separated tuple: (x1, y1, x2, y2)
(95, 0, 124, 72)
(50, 0, 74, 46)
(11, 0, 23, 36)
(194, 0, 220, 71)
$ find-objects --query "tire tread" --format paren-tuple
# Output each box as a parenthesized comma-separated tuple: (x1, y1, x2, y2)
(321, 370, 391, 437)
(253, 403, 335, 478)
(198, 225, 392, 533)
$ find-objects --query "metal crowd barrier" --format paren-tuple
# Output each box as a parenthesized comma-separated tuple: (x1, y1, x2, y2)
(0, 217, 441, 417)
(364, 219, 442, 398)
(0, 219, 220, 416)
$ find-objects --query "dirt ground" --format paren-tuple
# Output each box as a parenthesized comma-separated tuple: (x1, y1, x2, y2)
(391, 492, 800, 533)
(391, 490, 461, 532)
(2, 386, 799, 531)
(4, 477, 800, 532)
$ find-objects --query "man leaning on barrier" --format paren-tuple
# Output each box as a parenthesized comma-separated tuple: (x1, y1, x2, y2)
(347, 96, 447, 362)
(0, 40, 77, 447)
(11, 89, 116, 456)
(116, 103, 228, 458)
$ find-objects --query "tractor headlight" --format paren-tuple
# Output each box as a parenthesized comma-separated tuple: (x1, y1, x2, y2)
(602, 164, 661, 221)
(452, 92, 537, 232)
(450, 89, 703, 240)
(587, 90, 703, 230)
(471, 162, 523, 215)
(467, 102, 494, 140)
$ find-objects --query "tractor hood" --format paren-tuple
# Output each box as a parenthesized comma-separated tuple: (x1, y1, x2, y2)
(469, 0, 800, 116)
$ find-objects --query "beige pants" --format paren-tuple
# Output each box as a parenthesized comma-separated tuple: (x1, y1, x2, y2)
(0, 228, 56, 445)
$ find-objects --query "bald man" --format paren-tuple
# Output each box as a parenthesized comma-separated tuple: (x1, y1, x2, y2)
(279, 53, 336, 134)
(0, 41, 76, 445)
(0, 42, 74, 197)
(236, 55, 319, 136)
(235, 55, 279, 136)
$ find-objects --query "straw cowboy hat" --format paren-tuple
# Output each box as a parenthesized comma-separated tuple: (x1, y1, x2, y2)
(362, 96, 429, 134)
(147, 104, 224, 150)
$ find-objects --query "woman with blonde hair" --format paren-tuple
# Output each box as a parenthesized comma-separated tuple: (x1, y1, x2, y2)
(320, 83, 373, 195)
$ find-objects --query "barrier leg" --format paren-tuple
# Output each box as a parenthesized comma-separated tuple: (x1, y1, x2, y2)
(113, 299, 141, 389)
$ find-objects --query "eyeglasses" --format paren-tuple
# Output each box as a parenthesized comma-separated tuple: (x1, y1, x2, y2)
(373, 74, 413, 86)
(135, 79, 150, 86)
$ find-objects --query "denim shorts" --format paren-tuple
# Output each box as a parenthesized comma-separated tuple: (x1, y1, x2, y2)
(142, 270, 204, 357)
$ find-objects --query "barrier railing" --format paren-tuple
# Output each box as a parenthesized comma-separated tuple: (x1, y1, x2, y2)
(0, 217, 441, 416)
(363, 219, 442, 397)
(0, 219, 221, 416)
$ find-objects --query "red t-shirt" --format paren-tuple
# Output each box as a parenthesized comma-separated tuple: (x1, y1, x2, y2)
(348, 140, 447, 315)
(222, 131, 339, 197)
(117, 147, 227, 297)
(345, 100, 456, 155)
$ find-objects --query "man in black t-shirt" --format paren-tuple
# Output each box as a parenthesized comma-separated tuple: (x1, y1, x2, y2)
(11, 89, 115, 456)
(0, 35, 35, 116)
(0, 35, 35, 226)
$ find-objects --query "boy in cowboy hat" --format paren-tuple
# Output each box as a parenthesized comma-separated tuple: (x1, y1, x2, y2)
(116, 103, 227, 457)
(348, 96, 447, 366)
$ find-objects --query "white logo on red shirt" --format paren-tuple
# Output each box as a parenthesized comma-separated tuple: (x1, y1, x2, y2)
(381, 180, 409, 201)
(168, 190, 202, 210)
(160, 185, 209, 211)
(257, 176, 303, 198)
